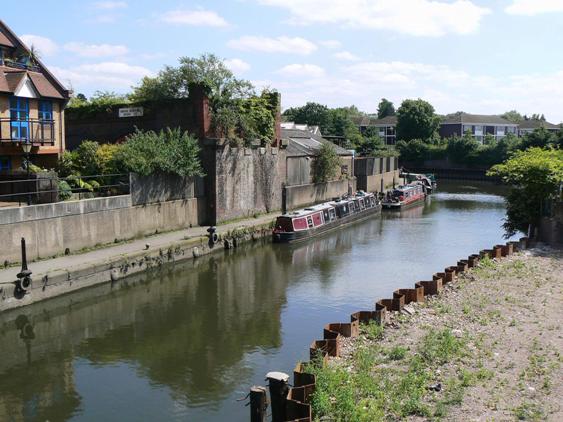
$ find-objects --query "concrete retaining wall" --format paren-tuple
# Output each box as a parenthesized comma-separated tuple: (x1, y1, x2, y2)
(284, 178, 356, 211)
(212, 145, 285, 223)
(130, 173, 205, 205)
(0, 196, 206, 263)
(354, 156, 399, 193)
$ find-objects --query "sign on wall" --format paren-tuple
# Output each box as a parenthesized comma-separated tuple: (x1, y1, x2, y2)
(118, 107, 144, 118)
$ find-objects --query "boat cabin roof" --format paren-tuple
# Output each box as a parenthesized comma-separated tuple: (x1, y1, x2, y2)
(279, 192, 374, 218)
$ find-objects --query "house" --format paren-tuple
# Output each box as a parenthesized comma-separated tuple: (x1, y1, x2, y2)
(0, 20, 69, 173)
(440, 112, 518, 143)
(281, 126, 353, 186)
(517, 119, 560, 137)
(352, 115, 397, 145)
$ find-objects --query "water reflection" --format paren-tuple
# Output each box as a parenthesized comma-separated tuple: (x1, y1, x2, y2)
(0, 183, 513, 421)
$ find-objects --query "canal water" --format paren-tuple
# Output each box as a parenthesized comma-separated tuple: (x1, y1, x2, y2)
(0, 182, 515, 422)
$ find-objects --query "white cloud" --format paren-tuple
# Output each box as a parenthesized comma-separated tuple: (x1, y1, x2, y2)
(228, 36, 317, 55)
(224, 58, 251, 73)
(320, 40, 342, 49)
(505, 0, 563, 15)
(333, 51, 360, 61)
(161, 9, 229, 27)
(93, 1, 127, 9)
(257, 0, 490, 36)
(277, 64, 325, 78)
(64, 42, 128, 58)
(19, 34, 58, 56)
(51, 62, 152, 92)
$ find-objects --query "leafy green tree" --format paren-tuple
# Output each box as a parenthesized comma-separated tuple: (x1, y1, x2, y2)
(396, 139, 430, 162)
(488, 148, 563, 236)
(283, 102, 331, 132)
(358, 134, 385, 156)
(520, 127, 556, 150)
(446, 133, 480, 164)
(313, 143, 340, 183)
(116, 128, 204, 177)
(396, 99, 440, 142)
(131, 53, 253, 108)
(75, 141, 102, 176)
(377, 98, 395, 119)
(328, 107, 363, 147)
(501, 110, 524, 123)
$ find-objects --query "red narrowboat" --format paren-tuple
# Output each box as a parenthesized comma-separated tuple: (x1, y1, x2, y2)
(381, 183, 426, 210)
(273, 192, 381, 243)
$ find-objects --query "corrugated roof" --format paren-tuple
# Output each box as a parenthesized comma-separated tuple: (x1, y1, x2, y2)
(442, 112, 517, 126)
(518, 120, 560, 130)
(282, 128, 352, 157)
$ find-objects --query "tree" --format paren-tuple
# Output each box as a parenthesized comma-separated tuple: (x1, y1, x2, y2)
(130, 53, 253, 108)
(501, 110, 524, 123)
(488, 148, 563, 237)
(283, 102, 331, 132)
(446, 132, 480, 164)
(327, 107, 363, 147)
(520, 127, 556, 150)
(377, 98, 395, 119)
(313, 143, 340, 183)
(396, 99, 440, 142)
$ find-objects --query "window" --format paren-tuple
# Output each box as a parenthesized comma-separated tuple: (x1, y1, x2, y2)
(474, 125, 483, 136)
(9, 96, 29, 140)
(0, 157, 11, 171)
(306, 216, 314, 228)
(463, 125, 473, 134)
(39, 101, 53, 120)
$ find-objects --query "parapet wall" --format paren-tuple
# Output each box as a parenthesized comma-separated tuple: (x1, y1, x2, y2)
(0, 195, 206, 263)
(283, 178, 356, 211)
(211, 144, 285, 223)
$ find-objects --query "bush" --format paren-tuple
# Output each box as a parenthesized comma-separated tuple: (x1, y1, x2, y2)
(58, 180, 73, 201)
(117, 128, 204, 177)
(312, 143, 340, 183)
(488, 148, 563, 236)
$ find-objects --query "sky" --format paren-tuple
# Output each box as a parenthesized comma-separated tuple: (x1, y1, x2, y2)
(4, 0, 563, 122)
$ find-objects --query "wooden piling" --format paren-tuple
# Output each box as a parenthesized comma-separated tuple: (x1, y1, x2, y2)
(249, 386, 267, 422)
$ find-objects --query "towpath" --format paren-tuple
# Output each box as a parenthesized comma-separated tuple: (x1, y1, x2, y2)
(0, 213, 277, 285)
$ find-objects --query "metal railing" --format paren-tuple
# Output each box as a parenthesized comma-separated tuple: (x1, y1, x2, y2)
(0, 118, 56, 145)
(0, 174, 130, 207)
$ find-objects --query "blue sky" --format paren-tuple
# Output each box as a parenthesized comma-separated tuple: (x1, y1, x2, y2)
(5, 0, 563, 122)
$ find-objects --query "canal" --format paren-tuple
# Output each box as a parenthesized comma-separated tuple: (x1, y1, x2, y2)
(0, 182, 514, 422)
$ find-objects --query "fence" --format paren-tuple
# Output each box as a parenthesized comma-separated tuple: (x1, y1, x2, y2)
(0, 174, 130, 208)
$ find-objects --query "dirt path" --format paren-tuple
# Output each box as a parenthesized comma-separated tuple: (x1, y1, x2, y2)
(311, 247, 563, 421)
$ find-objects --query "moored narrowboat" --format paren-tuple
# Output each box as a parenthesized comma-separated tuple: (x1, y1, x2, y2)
(382, 183, 426, 210)
(273, 192, 381, 243)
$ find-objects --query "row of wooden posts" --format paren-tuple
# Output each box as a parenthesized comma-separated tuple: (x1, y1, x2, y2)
(247, 237, 530, 422)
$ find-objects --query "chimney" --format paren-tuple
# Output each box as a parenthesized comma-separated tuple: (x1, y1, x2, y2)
(188, 83, 211, 139)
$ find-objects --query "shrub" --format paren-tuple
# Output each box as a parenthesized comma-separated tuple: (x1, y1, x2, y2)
(312, 143, 340, 183)
(58, 180, 73, 201)
(117, 128, 204, 177)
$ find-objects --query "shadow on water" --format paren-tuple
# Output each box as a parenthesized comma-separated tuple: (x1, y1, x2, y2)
(0, 182, 514, 421)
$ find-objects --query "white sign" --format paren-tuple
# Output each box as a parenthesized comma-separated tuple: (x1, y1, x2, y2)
(119, 107, 144, 118)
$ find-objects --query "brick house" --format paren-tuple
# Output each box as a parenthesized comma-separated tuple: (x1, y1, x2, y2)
(0, 20, 69, 173)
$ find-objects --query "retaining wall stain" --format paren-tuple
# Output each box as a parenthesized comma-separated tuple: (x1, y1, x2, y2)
(266, 237, 526, 422)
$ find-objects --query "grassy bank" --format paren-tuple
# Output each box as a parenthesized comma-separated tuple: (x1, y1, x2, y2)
(305, 249, 563, 421)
